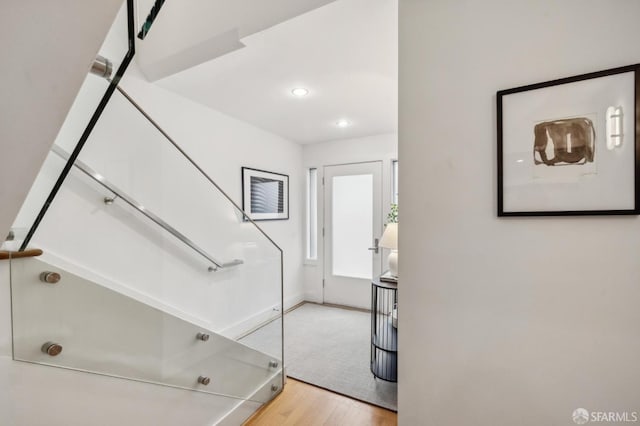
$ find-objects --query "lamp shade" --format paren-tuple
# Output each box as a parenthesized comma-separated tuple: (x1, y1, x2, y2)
(379, 223, 398, 250)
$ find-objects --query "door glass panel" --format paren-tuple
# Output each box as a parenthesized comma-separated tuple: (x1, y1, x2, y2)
(332, 174, 373, 279)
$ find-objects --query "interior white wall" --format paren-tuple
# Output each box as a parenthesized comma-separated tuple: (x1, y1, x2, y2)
(302, 133, 397, 302)
(399, 1, 640, 425)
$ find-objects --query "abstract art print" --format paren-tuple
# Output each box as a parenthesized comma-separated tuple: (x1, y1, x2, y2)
(242, 167, 289, 220)
(497, 64, 640, 216)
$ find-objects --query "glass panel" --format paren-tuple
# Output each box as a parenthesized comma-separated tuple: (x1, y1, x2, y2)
(332, 174, 373, 279)
(11, 257, 282, 402)
(392, 160, 399, 205)
(10, 0, 130, 246)
(9, 76, 110, 242)
(306, 168, 318, 260)
(10, 89, 284, 403)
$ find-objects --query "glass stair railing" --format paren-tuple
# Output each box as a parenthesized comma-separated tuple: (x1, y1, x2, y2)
(3, 0, 284, 418)
(10, 255, 282, 403)
(14, 0, 136, 247)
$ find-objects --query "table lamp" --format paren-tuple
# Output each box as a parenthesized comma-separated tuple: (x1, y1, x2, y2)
(379, 223, 398, 277)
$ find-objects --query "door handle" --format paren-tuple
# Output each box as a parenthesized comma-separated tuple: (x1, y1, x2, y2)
(368, 238, 379, 254)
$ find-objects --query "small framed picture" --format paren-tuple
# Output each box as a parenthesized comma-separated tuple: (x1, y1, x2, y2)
(242, 167, 289, 221)
(497, 64, 640, 216)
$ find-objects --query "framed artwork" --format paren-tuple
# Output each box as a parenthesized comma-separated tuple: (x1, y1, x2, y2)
(242, 167, 289, 221)
(497, 64, 640, 216)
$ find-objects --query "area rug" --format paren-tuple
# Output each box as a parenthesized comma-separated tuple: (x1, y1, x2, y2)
(240, 303, 397, 411)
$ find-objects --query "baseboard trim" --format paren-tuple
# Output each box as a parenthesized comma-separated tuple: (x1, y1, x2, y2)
(224, 294, 305, 340)
(305, 301, 371, 314)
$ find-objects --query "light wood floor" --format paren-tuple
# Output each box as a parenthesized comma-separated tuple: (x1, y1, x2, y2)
(244, 378, 397, 426)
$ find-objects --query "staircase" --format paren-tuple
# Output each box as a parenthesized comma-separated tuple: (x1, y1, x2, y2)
(1, 1, 285, 424)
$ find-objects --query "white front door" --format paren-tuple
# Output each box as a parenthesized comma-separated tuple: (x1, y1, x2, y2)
(323, 161, 383, 309)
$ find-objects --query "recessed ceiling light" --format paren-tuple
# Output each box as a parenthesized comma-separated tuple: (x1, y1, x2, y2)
(291, 87, 309, 97)
(336, 119, 351, 128)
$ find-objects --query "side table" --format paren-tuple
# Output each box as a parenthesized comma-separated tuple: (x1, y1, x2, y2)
(370, 278, 397, 382)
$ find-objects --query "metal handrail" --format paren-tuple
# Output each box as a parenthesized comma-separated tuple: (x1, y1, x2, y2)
(50, 145, 242, 271)
(115, 85, 283, 255)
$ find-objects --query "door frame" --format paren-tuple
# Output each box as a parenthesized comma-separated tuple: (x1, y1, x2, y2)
(321, 160, 384, 308)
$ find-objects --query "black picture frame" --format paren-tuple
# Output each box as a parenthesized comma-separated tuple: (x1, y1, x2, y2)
(497, 64, 640, 217)
(241, 167, 290, 221)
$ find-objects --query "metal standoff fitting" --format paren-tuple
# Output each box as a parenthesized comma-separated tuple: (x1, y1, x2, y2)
(271, 384, 279, 392)
(104, 196, 116, 205)
(41, 342, 63, 357)
(197, 376, 211, 386)
(207, 266, 218, 272)
(39, 271, 61, 284)
(269, 360, 279, 369)
(196, 332, 210, 342)
(90, 55, 113, 79)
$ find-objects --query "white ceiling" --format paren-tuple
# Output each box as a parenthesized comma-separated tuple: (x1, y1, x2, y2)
(135, 0, 337, 81)
(154, 0, 398, 144)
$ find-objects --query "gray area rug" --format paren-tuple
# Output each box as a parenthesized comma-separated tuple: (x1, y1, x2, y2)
(240, 303, 397, 411)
